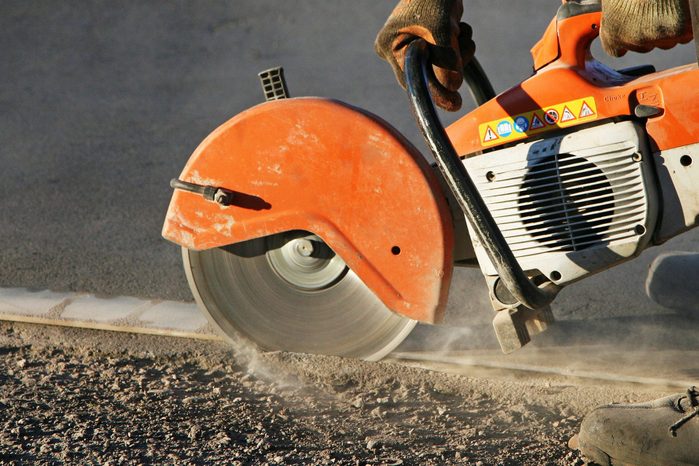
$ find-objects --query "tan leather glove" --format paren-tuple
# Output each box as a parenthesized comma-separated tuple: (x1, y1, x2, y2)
(601, 0, 694, 57)
(375, 0, 475, 112)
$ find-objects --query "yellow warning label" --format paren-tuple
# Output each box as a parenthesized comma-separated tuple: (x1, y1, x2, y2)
(478, 97, 598, 147)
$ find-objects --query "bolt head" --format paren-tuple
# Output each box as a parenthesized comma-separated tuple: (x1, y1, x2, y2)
(295, 239, 314, 257)
(214, 190, 230, 205)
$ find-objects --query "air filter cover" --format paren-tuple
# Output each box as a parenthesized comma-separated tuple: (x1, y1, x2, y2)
(463, 121, 658, 285)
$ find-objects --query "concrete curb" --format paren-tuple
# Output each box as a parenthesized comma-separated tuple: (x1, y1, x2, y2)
(0, 288, 221, 341)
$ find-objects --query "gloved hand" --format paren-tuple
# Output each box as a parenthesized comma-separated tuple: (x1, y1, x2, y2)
(374, 0, 475, 112)
(601, 0, 694, 57)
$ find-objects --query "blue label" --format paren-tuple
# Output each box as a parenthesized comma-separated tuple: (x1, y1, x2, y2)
(513, 116, 529, 133)
(497, 121, 513, 137)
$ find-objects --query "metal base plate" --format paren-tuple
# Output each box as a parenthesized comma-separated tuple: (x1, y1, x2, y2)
(182, 232, 416, 361)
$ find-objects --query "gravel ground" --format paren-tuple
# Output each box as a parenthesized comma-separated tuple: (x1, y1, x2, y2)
(0, 321, 672, 465)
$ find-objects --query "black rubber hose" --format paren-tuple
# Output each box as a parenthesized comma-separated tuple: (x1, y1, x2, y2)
(404, 39, 560, 310)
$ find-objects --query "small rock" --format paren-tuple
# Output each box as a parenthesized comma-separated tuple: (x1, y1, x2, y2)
(351, 397, 365, 409)
(16, 359, 26, 369)
(382, 458, 403, 466)
(366, 439, 381, 450)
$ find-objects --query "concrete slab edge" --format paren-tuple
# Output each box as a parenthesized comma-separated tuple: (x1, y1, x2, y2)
(0, 287, 221, 341)
(392, 352, 696, 389)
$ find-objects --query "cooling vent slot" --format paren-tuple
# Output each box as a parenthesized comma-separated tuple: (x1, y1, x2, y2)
(475, 141, 647, 259)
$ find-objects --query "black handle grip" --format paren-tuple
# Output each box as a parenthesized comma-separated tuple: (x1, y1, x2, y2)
(404, 40, 560, 310)
(462, 58, 496, 106)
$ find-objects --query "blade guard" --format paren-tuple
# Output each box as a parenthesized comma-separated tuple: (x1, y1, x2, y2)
(163, 98, 454, 324)
(448, 7, 699, 155)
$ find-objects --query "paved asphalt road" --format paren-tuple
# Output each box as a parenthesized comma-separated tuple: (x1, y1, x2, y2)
(1, 1, 697, 327)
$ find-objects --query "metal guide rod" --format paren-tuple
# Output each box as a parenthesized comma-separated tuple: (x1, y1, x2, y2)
(403, 40, 560, 310)
(170, 178, 233, 206)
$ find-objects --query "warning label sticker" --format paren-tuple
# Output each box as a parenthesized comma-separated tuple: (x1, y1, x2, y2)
(579, 101, 595, 118)
(478, 97, 598, 147)
(483, 126, 498, 142)
(544, 109, 559, 125)
(530, 114, 545, 130)
(561, 106, 575, 122)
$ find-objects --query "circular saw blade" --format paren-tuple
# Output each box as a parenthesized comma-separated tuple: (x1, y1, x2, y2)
(182, 233, 415, 361)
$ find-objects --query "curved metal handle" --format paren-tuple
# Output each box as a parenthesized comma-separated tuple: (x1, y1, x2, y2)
(403, 39, 560, 310)
(463, 58, 495, 106)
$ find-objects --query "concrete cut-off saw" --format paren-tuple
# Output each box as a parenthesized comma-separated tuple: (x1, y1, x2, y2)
(163, 0, 699, 359)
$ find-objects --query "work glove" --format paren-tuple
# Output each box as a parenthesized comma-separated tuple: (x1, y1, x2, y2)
(601, 0, 694, 57)
(374, 0, 475, 112)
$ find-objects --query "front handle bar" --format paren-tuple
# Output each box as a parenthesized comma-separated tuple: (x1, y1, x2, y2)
(403, 39, 560, 310)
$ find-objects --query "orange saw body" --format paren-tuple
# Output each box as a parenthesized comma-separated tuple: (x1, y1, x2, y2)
(162, 0, 699, 358)
(163, 99, 454, 324)
(449, 11, 699, 155)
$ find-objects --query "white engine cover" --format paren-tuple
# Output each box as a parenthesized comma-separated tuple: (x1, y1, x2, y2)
(463, 121, 659, 285)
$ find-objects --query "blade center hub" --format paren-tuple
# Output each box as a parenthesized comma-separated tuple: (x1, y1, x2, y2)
(266, 234, 347, 291)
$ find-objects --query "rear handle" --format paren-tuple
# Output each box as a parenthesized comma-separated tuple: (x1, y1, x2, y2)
(403, 39, 560, 310)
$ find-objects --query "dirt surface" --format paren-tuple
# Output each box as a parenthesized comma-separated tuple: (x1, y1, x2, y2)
(0, 322, 673, 465)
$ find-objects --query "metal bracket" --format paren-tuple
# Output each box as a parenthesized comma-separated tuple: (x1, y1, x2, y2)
(493, 306, 555, 354)
(258, 67, 290, 101)
(635, 104, 664, 118)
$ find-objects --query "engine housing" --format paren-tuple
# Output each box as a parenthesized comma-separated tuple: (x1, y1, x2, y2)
(462, 121, 659, 286)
